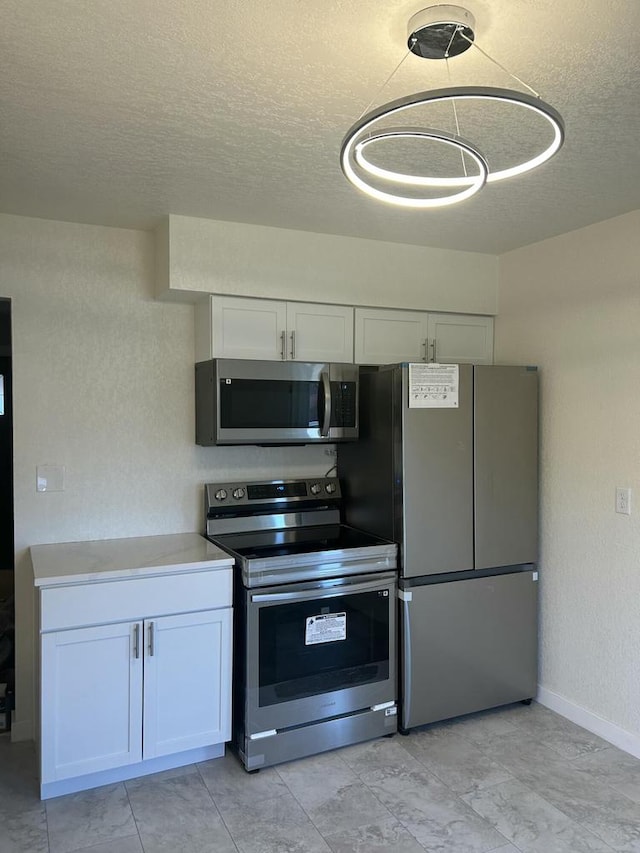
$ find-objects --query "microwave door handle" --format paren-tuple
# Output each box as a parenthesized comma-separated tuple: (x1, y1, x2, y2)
(320, 372, 332, 437)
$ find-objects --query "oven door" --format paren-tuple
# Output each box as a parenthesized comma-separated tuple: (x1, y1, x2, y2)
(243, 571, 396, 735)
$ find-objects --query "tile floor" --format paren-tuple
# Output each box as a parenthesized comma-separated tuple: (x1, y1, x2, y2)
(2, 702, 640, 853)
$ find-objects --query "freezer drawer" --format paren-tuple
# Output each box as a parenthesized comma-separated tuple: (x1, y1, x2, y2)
(400, 568, 537, 730)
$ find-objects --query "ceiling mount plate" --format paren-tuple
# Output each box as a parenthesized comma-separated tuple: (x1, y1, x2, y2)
(407, 5, 475, 59)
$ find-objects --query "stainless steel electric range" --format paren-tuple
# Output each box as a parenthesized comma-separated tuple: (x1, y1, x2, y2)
(204, 477, 398, 771)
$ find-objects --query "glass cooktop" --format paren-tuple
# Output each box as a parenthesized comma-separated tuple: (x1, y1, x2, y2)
(209, 524, 392, 561)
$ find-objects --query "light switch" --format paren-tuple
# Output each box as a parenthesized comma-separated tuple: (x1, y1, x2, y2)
(615, 487, 631, 515)
(37, 465, 65, 492)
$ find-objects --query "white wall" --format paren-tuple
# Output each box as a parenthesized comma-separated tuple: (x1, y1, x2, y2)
(1, 213, 332, 739)
(157, 215, 499, 315)
(495, 210, 640, 751)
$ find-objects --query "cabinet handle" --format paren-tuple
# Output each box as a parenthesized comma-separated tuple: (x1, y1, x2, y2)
(280, 330, 286, 360)
(290, 330, 296, 360)
(133, 624, 140, 659)
(422, 339, 427, 362)
(429, 339, 437, 362)
(148, 622, 155, 657)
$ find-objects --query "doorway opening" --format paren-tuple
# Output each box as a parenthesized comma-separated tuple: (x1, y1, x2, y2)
(0, 298, 14, 731)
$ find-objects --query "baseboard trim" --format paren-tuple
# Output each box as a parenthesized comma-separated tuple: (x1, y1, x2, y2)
(10, 719, 33, 743)
(40, 742, 226, 800)
(537, 685, 640, 759)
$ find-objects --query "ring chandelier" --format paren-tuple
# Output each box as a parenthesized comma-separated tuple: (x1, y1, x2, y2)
(340, 5, 566, 209)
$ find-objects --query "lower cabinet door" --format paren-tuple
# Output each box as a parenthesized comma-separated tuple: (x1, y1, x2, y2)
(41, 622, 143, 783)
(142, 608, 232, 759)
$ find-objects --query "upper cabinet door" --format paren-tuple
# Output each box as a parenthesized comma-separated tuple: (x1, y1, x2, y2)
(427, 313, 494, 364)
(354, 308, 429, 365)
(285, 302, 354, 363)
(211, 297, 287, 361)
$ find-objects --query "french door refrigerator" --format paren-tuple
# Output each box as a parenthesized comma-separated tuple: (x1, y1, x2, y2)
(338, 363, 539, 731)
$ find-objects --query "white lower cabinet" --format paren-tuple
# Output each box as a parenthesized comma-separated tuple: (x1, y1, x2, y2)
(41, 621, 143, 781)
(142, 609, 232, 759)
(41, 608, 231, 787)
(37, 562, 233, 798)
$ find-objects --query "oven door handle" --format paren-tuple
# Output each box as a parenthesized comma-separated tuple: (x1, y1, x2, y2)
(251, 576, 391, 603)
(319, 371, 332, 438)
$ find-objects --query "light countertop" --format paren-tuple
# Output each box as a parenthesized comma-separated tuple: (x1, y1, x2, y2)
(31, 532, 233, 587)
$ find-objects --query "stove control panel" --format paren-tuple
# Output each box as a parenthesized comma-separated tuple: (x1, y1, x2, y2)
(205, 477, 342, 512)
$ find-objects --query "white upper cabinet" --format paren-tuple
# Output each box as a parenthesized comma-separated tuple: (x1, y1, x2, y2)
(426, 313, 494, 365)
(355, 308, 494, 365)
(211, 297, 287, 361)
(354, 308, 429, 364)
(195, 297, 492, 366)
(284, 302, 354, 363)
(195, 296, 354, 363)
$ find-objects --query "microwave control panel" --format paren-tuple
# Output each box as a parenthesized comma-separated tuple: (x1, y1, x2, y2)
(331, 381, 357, 427)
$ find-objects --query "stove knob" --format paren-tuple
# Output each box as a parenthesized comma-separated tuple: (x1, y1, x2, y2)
(325, 482, 337, 494)
(310, 483, 322, 495)
(232, 487, 245, 500)
(214, 489, 228, 502)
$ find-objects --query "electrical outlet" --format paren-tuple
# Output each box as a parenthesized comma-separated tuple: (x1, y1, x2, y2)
(36, 465, 65, 492)
(615, 487, 631, 515)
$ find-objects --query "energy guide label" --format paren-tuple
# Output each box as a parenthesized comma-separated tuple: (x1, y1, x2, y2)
(409, 363, 459, 408)
(305, 612, 347, 645)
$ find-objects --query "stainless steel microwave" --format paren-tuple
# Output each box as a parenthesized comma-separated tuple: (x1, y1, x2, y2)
(195, 358, 359, 445)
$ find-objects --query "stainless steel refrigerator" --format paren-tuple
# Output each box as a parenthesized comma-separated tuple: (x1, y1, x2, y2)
(338, 363, 539, 731)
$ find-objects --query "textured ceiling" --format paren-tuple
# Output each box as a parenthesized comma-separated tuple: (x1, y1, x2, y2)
(1, 0, 639, 253)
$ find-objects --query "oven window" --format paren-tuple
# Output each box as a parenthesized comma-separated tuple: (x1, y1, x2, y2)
(258, 589, 390, 706)
(220, 379, 320, 429)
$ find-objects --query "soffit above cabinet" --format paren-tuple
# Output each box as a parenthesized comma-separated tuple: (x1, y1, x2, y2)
(156, 217, 498, 317)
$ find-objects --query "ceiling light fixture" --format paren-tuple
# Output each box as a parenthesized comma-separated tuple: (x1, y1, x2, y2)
(347, 127, 489, 208)
(340, 5, 565, 209)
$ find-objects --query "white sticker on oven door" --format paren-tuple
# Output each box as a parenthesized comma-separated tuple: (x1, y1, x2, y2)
(305, 612, 346, 645)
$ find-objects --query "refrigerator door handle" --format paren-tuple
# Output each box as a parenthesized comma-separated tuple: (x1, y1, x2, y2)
(401, 592, 412, 730)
